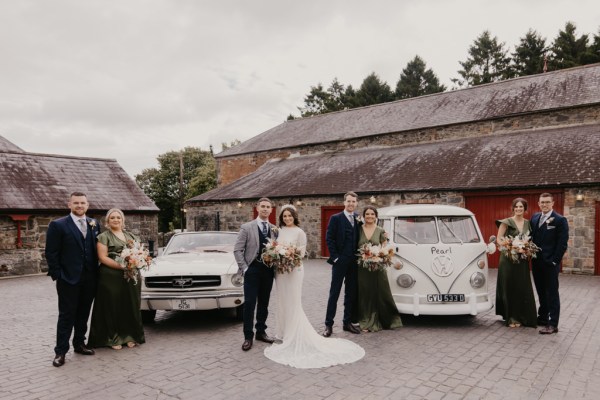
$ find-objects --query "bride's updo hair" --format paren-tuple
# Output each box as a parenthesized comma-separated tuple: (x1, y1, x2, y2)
(279, 204, 300, 227)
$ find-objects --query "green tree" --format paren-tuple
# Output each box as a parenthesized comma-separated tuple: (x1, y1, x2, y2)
(453, 30, 513, 87)
(395, 55, 446, 99)
(222, 139, 241, 151)
(354, 72, 394, 107)
(548, 22, 589, 70)
(298, 83, 329, 117)
(135, 147, 216, 232)
(584, 28, 600, 64)
(297, 78, 356, 117)
(512, 29, 547, 76)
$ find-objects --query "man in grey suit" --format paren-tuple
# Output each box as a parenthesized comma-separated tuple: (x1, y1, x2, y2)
(234, 197, 278, 351)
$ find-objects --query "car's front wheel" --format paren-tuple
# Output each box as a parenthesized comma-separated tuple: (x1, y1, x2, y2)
(234, 304, 244, 321)
(141, 310, 156, 323)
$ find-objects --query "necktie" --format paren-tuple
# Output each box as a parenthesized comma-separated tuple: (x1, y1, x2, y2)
(261, 221, 268, 236)
(78, 219, 87, 238)
(348, 214, 354, 227)
(538, 215, 547, 227)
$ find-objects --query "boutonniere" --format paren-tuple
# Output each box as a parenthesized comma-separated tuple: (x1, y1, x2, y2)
(271, 225, 279, 238)
(545, 217, 554, 225)
(88, 219, 97, 229)
(355, 215, 364, 226)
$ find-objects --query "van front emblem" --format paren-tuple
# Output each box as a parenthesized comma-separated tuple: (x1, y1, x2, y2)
(431, 255, 453, 277)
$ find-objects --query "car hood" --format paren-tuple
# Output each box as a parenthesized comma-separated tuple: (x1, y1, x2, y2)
(143, 252, 238, 276)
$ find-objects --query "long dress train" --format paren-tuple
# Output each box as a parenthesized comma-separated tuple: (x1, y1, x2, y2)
(264, 226, 365, 368)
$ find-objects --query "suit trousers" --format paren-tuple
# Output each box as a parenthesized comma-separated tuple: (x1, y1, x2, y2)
(325, 257, 358, 327)
(532, 261, 560, 327)
(55, 268, 97, 355)
(243, 260, 274, 340)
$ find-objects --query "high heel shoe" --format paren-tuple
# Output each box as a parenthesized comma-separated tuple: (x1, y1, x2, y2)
(111, 345, 122, 350)
(126, 342, 137, 348)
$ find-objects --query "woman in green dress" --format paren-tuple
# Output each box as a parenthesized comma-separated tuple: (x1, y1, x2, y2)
(495, 198, 537, 328)
(357, 206, 402, 332)
(88, 208, 145, 349)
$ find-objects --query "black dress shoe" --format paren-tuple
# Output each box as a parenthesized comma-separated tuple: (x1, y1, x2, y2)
(255, 332, 275, 344)
(343, 323, 361, 334)
(52, 354, 65, 367)
(242, 339, 253, 351)
(539, 325, 559, 334)
(73, 344, 95, 355)
(322, 325, 333, 337)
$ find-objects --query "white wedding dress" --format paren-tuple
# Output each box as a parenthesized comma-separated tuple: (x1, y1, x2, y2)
(264, 226, 365, 368)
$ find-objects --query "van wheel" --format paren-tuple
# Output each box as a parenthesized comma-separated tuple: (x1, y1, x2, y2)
(141, 310, 156, 323)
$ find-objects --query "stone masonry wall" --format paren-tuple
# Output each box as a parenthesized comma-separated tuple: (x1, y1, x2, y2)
(0, 213, 158, 277)
(562, 187, 599, 275)
(216, 104, 600, 186)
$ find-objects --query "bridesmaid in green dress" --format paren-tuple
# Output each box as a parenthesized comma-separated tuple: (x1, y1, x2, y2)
(88, 208, 145, 349)
(495, 198, 537, 328)
(357, 206, 402, 332)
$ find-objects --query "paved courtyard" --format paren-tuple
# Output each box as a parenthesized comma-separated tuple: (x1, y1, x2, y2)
(1, 260, 600, 400)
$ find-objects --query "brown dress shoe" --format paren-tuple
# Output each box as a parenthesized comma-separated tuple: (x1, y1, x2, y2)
(242, 339, 253, 351)
(539, 325, 559, 334)
(322, 325, 333, 337)
(73, 344, 95, 355)
(52, 354, 65, 367)
(343, 323, 361, 334)
(255, 332, 275, 344)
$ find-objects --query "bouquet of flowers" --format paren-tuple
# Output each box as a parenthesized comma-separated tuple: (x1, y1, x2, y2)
(496, 234, 541, 263)
(260, 238, 302, 274)
(117, 240, 152, 284)
(357, 243, 395, 272)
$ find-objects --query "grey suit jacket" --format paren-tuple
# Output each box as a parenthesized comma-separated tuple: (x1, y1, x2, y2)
(234, 220, 276, 272)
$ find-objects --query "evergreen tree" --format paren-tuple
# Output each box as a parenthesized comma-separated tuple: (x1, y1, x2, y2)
(584, 28, 600, 64)
(395, 55, 446, 99)
(453, 30, 513, 87)
(354, 72, 394, 107)
(549, 22, 589, 70)
(298, 83, 329, 117)
(512, 29, 547, 76)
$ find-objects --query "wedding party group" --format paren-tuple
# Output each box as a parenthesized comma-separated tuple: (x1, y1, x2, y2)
(494, 193, 569, 334)
(45, 190, 568, 370)
(46, 192, 149, 367)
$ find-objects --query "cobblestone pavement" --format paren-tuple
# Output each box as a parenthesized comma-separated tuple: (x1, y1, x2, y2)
(2, 260, 600, 400)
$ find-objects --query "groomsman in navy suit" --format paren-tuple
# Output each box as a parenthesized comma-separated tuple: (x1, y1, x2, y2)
(530, 193, 569, 335)
(45, 192, 100, 367)
(323, 191, 361, 337)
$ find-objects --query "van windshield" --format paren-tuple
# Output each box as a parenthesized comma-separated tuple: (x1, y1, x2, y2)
(394, 217, 438, 244)
(438, 216, 480, 244)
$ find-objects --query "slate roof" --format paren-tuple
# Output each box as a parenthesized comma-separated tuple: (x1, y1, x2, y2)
(0, 135, 25, 153)
(1, 146, 159, 212)
(190, 124, 600, 202)
(218, 64, 600, 158)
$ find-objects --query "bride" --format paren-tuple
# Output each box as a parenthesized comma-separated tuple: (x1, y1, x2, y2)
(264, 205, 365, 368)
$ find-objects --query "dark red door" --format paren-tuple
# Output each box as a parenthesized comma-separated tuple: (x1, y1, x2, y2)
(321, 206, 344, 257)
(465, 190, 564, 268)
(595, 201, 600, 275)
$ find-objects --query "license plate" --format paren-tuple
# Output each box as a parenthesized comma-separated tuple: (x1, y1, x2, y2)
(427, 294, 465, 303)
(175, 299, 192, 310)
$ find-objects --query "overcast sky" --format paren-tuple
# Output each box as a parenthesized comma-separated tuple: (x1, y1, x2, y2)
(1, 0, 598, 177)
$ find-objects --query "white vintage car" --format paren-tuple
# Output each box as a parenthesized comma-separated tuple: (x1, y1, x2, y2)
(378, 204, 494, 316)
(140, 231, 244, 322)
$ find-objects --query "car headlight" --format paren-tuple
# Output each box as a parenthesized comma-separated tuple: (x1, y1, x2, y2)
(396, 274, 415, 288)
(231, 274, 244, 287)
(470, 272, 485, 288)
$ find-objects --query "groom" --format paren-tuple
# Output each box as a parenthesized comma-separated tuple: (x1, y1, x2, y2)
(323, 191, 361, 337)
(234, 197, 278, 351)
(45, 192, 100, 367)
(530, 192, 569, 335)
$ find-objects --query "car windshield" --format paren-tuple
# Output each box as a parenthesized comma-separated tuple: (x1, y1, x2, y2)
(438, 216, 480, 244)
(394, 217, 438, 244)
(164, 233, 237, 255)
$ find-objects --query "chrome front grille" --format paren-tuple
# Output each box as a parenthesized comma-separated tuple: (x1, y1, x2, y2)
(145, 275, 222, 289)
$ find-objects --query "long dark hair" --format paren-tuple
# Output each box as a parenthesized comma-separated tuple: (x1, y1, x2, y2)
(279, 206, 300, 227)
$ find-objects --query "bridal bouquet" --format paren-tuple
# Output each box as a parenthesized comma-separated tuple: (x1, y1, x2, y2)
(117, 240, 152, 284)
(496, 234, 541, 263)
(260, 238, 302, 274)
(357, 243, 395, 272)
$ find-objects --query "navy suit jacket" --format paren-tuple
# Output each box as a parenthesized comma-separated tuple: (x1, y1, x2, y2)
(45, 215, 100, 284)
(530, 210, 569, 266)
(326, 212, 360, 265)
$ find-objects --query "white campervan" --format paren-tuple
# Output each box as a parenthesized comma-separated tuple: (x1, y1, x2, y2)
(378, 204, 494, 316)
